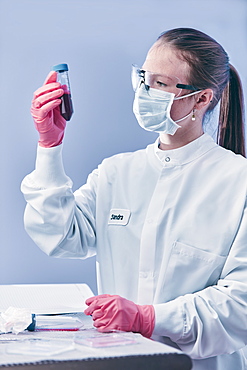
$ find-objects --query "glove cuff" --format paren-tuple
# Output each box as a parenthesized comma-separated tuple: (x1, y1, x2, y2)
(38, 128, 64, 148)
(137, 305, 155, 338)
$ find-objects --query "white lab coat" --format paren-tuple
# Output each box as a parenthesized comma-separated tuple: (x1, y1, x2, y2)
(21, 133, 247, 369)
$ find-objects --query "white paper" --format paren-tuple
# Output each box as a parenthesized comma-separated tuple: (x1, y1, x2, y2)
(0, 284, 94, 314)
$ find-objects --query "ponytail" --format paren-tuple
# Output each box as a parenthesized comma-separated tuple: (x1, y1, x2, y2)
(218, 64, 245, 156)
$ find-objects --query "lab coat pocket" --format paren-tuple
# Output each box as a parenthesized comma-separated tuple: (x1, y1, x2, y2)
(161, 241, 227, 301)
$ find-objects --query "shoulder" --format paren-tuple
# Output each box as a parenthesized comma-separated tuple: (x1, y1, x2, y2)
(214, 144, 247, 168)
(207, 144, 247, 189)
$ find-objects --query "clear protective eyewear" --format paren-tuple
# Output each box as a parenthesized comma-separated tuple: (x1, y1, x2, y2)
(131, 64, 200, 98)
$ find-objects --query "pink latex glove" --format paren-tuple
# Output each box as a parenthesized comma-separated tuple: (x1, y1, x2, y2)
(31, 71, 66, 147)
(84, 294, 155, 338)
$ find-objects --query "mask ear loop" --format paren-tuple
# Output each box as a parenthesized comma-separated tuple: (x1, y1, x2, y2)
(173, 90, 202, 123)
(175, 111, 194, 123)
(174, 90, 202, 100)
(175, 90, 202, 122)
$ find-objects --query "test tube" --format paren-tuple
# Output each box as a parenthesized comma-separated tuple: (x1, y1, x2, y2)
(52, 63, 74, 121)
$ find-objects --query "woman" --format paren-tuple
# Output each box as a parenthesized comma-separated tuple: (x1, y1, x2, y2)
(21, 28, 247, 369)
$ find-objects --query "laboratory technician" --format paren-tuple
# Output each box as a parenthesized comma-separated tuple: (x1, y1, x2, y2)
(21, 28, 247, 369)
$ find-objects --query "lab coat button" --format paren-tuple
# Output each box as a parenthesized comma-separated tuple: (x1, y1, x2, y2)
(165, 157, 171, 162)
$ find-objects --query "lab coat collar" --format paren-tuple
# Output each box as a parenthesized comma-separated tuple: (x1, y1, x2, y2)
(152, 133, 217, 167)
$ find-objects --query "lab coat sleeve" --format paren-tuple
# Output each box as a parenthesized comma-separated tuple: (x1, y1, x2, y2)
(21, 144, 97, 259)
(153, 200, 247, 359)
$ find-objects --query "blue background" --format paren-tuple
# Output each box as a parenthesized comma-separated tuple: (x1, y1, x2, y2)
(0, 0, 246, 294)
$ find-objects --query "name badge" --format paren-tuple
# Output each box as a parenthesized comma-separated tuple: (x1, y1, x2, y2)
(108, 209, 131, 225)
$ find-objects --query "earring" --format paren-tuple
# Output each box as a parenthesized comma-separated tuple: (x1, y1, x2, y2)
(192, 109, 196, 121)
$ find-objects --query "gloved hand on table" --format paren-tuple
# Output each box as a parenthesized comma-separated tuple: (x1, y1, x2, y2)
(31, 71, 66, 148)
(84, 294, 155, 338)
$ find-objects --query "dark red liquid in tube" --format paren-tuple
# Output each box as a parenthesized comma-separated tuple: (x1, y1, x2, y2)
(61, 92, 73, 121)
(52, 64, 74, 121)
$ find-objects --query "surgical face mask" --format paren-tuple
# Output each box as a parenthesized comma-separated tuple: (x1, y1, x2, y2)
(133, 84, 202, 135)
(132, 64, 201, 135)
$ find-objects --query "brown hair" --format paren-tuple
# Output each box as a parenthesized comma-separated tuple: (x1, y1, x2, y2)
(156, 28, 245, 156)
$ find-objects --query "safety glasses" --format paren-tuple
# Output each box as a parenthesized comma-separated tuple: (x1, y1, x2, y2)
(131, 64, 200, 97)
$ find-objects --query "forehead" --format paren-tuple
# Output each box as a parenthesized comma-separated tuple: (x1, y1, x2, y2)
(142, 44, 190, 82)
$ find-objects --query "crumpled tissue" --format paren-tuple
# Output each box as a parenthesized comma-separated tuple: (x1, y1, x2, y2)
(0, 307, 32, 334)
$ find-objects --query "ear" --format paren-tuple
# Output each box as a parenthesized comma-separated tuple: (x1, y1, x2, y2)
(194, 89, 214, 110)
